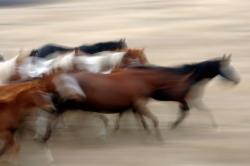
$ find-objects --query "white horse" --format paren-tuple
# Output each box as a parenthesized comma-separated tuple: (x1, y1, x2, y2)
(18, 50, 126, 80)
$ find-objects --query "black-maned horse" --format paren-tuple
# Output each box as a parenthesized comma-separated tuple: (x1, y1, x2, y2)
(29, 39, 127, 58)
(38, 55, 239, 142)
(148, 55, 240, 128)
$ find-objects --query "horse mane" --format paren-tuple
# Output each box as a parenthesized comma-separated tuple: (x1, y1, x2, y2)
(130, 58, 221, 74)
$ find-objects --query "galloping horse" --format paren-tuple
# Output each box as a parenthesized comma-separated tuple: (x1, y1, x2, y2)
(39, 64, 192, 141)
(42, 55, 239, 141)
(29, 39, 127, 58)
(0, 72, 86, 156)
(146, 55, 240, 129)
(17, 48, 148, 81)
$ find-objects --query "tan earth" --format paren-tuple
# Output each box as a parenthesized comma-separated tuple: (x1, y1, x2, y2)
(0, 0, 250, 165)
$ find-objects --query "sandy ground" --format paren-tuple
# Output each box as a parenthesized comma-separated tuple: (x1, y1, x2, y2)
(0, 0, 250, 165)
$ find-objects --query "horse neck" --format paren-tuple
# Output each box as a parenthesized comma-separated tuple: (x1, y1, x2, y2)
(50, 53, 75, 72)
(109, 52, 126, 68)
(75, 52, 125, 72)
(189, 61, 220, 84)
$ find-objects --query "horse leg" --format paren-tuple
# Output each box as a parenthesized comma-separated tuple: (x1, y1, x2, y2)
(191, 100, 218, 128)
(132, 108, 150, 132)
(133, 99, 162, 140)
(134, 100, 159, 128)
(0, 130, 15, 156)
(42, 113, 63, 142)
(114, 112, 124, 132)
(171, 101, 189, 129)
(93, 114, 109, 137)
(33, 110, 55, 142)
(93, 114, 109, 129)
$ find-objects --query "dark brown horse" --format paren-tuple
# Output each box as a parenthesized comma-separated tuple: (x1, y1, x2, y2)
(147, 55, 240, 129)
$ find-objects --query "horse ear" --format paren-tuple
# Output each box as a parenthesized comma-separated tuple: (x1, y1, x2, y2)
(120, 38, 126, 42)
(222, 54, 226, 60)
(221, 54, 231, 66)
(227, 54, 232, 61)
(19, 48, 24, 57)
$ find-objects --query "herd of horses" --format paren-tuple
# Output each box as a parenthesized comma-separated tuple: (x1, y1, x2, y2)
(0, 39, 240, 158)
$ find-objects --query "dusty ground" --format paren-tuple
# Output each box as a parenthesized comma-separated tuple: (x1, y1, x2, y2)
(0, 0, 250, 165)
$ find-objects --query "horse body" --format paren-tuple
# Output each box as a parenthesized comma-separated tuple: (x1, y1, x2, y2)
(56, 56, 239, 129)
(54, 68, 189, 115)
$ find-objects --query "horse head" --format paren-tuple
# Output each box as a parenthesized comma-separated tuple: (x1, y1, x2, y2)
(119, 38, 127, 49)
(218, 54, 240, 84)
(119, 48, 149, 68)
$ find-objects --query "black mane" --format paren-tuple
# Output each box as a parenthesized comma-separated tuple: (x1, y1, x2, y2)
(131, 58, 222, 83)
(79, 39, 127, 54)
(30, 39, 127, 58)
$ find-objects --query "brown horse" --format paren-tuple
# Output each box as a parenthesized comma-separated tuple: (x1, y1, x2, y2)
(0, 72, 86, 156)
(40, 55, 240, 142)
(46, 66, 192, 139)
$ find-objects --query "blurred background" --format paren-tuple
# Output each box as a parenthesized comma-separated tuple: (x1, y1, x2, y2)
(0, 0, 250, 165)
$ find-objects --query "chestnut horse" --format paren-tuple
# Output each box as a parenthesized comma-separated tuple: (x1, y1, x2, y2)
(32, 48, 149, 141)
(40, 65, 192, 141)
(39, 55, 240, 142)
(0, 72, 86, 156)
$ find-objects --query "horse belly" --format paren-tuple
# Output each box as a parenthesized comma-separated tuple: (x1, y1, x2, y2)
(84, 94, 133, 113)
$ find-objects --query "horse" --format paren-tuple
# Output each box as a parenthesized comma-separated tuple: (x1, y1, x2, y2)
(39, 54, 240, 142)
(30, 48, 149, 141)
(0, 72, 86, 156)
(17, 48, 148, 81)
(29, 39, 127, 58)
(141, 54, 240, 129)
(37, 63, 194, 142)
